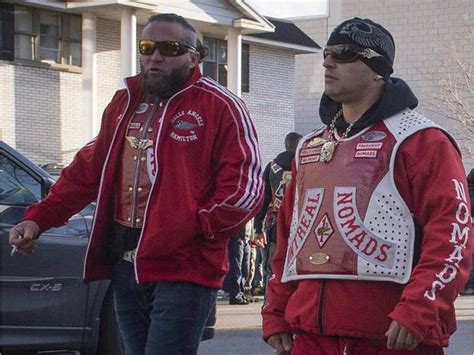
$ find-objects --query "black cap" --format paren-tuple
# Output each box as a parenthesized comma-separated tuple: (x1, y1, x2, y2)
(327, 17, 395, 78)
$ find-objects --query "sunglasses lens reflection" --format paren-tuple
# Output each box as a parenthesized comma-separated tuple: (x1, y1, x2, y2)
(323, 45, 360, 63)
(158, 42, 181, 56)
(139, 40, 185, 56)
(139, 40, 156, 55)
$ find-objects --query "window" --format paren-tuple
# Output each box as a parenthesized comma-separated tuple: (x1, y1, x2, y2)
(202, 37, 250, 92)
(0, 153, 42, 205)
(12, 6, 81, 66)
(203, 37, 227, 86)
(0, 3, 14, 61)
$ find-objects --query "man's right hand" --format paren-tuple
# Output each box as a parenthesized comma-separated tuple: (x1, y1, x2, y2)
(267, 332, 292, 354)
(254, 232, 267, 247)
(9, 220, 40, 255)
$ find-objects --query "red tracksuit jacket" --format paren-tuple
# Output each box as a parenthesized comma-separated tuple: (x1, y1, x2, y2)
(25, 67, 263, 287)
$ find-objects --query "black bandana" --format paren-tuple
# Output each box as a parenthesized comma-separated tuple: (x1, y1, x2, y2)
(327, 17, 395, 78)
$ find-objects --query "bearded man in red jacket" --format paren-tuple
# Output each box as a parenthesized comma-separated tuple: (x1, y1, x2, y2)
(10, 13, 263, 354)
(262, 17, 472, 355)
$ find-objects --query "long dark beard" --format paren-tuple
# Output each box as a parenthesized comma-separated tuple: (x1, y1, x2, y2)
(141, 65, 192, 101)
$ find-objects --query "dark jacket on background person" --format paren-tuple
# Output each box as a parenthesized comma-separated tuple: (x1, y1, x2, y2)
(254, 150, 295, 243)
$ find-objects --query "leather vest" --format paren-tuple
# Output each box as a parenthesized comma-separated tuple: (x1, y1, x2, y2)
(115, 100, 165, 228)
(282, 109, 445, 284)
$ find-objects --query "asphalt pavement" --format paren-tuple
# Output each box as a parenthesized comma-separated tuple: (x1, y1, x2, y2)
(198, 294, 474, 354)
(214, 294, 474, 328)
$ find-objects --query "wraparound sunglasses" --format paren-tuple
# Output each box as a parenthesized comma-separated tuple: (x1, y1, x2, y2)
(139, 39, 196, 56)
(323, 44, 384, 63)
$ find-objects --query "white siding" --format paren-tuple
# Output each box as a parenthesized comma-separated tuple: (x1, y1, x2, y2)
(243, 44, 297, 166)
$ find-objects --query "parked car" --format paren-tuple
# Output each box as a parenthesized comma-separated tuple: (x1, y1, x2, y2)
(0, 141, 215, 354)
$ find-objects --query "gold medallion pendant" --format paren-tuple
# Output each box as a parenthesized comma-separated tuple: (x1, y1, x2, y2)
(320, 141, 335, 162)
(319, 109, 361, 163)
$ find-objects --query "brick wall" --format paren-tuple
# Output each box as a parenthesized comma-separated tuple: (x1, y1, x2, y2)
(294, 0, 473, 170)
(0, 61, 15, 145)
(96, 18, 123, 121)
(0, 61, 83, 164)
(242, 44, 297, 166)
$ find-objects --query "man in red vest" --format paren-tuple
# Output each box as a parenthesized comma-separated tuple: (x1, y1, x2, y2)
(262, 17, 471, 355)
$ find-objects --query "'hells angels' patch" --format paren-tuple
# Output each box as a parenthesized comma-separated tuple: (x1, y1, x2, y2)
(169, 109, 205, 142)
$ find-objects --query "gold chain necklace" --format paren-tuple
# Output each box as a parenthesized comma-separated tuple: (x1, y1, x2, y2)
(320, 109, 361, 163)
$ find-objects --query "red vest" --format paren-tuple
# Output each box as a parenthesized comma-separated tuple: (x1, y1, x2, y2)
(283, 110, 444, 284)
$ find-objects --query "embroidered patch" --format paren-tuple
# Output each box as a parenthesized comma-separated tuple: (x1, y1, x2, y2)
(300, 147, 322, 156)
(170, 109, 205, 142)
(136, 103, 149, 114)
(300, 155, 320, 164)
(356, 142, 383, 150)
(355, 150, 378, 158)
(361, 131, 386, 141)
(287, 188, 324, 266)
(129, 122, 141, 130)
(314, 213, 334, 248)
(333, 187, 396, 267)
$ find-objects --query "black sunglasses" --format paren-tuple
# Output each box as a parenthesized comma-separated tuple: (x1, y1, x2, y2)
(139, 40, 196, 56)
(323, 44, 383, 63)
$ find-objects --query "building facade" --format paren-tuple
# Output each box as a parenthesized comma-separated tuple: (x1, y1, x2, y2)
(0, 0, 318, 166)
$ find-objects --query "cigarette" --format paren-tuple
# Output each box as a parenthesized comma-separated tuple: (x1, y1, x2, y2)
(10, 245, 18, 256)
(10, 235, 23, 256)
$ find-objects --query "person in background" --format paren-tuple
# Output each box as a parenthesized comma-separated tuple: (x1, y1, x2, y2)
(223, 226, 252, 305)
(262, 17, 471, 355)
(9, 13, 263, 354)
(254, 132, 302, 293)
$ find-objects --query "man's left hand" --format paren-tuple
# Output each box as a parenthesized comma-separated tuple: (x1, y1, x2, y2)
(385, 320, 419, 350)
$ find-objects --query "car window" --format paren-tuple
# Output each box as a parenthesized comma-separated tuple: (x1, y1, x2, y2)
(0, 153, 41, 204)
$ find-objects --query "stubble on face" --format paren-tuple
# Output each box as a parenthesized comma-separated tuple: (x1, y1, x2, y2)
(324, 61, 376, 104)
